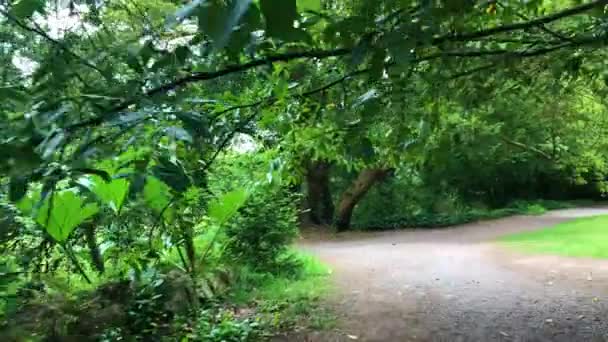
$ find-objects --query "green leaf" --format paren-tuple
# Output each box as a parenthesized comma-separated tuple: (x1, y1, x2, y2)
(298, 0, 321, 11)
(16, 188, 41, 216)
(10, 0, 45, 19)
(79, 175, 130, 214)
(260, 0, 297, 39)
(198, 0, 254, 50)
(9, 176, 29, 202)
(164, 126, 193, 143)
(144, 176, 174, 221)
(36, 189, 99, 243)
(174, 46, 191, 65)
(208, 188, 249, 225)
(151, 157, 192, 193)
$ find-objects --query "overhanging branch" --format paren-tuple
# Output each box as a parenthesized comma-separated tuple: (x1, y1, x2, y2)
(64, 1, 605, 131)
(66, 48, 351, 131)
(433, 0, 606, 44)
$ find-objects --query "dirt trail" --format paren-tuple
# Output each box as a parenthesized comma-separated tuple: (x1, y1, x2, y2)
(297, 208, 608, 341)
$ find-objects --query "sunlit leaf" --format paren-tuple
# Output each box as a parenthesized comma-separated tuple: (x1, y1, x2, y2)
(298, 0, 321, 11)
(79, 176, 130, 214)
(35, 189, 99, 243)
(208, 188, 249, 225)
(144, 176, 174, 222)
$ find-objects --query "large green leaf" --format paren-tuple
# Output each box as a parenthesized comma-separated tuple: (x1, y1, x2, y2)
(151, 157, 192, 193)
(298, 0, 321, 11)
(79, 175, 130, 214)
(260, 0, 297, 39)
(10, 0, 45, 19)
(8, 176, 29, 202)
(35, 189, 99, 243)
(144, 176, 175, 222)
(208, 188, 249, 225)
(198, 0, 255, 50)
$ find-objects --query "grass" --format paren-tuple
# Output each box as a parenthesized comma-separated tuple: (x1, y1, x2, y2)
(501, 215, 608, 259)
(229, 250, 336, 331)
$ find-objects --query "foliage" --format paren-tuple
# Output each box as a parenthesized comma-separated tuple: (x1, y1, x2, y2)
(229, 251, 335, 332)
(3, 0, 608, 339)
(501, 215, 608, 259)
(352, 197, 580, 230)
(223, 186, 299, 270)
(18, 188, 99, 243)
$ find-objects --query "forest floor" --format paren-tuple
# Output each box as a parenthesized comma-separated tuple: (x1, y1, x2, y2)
(287, 207, 608, 341)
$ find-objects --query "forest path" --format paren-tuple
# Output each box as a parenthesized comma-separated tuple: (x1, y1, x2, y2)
(296, 207, 608, 341)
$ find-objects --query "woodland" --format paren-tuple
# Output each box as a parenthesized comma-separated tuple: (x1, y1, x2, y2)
(2, 0, 608, 340)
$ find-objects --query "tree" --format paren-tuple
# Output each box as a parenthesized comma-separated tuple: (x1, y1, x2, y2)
(0, 0, 607, 265)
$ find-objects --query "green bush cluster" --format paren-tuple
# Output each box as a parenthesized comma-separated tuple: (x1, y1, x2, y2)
(224, 186, 299, 271)
(352, 198, 576, 230)
(0, 150, 316, 341)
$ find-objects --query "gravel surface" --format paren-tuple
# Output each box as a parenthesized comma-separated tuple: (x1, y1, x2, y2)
(288, 208, 608, 341)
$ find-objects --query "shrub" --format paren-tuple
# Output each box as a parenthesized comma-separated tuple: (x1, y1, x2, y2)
(223, 185, 299, 271)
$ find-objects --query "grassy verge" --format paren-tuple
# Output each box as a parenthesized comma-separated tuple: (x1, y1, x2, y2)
(500, 215, 608, 259)
(353, 199, 592, 230)
(228, 251, 336, 334)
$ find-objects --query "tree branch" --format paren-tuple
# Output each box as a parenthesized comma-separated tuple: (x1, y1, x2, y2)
(66, 48, 351, 130)
(433, 0, 606, 44)
(502, 136, 553, 160)
(64, 1, 605, 131)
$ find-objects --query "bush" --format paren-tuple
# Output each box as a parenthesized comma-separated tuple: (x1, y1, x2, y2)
(223, 185, 299, 271)
(352, 200, 578, 230)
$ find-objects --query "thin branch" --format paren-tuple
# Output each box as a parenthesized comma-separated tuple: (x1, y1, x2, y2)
(447, 63, 497, 79)
(433, 0, 606, 44)
(64, 1, 605, 131)
(495, 0, 576, 43)
(147, 196, 177, 250)
(502, 136, 553, 160)
(66, 48, 351, 130)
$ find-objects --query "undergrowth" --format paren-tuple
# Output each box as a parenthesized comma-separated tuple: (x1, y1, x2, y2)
(0, 250, 334, 342)
(352, 199, 590, 230)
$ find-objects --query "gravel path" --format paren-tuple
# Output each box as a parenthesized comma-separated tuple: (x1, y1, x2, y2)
(295, 208, 608, 341)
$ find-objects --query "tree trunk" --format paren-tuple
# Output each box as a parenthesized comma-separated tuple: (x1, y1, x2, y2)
(335, 168, 391, 231)
(305, 161, 334, 225)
